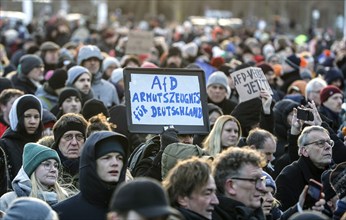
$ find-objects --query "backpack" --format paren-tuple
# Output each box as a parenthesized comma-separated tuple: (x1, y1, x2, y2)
(127, 135, 160, 174)
(161, 143, 211, 179)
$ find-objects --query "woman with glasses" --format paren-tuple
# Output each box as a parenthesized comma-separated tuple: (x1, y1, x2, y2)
(0, 143, 67, 212)
(0, 94, 43, 195)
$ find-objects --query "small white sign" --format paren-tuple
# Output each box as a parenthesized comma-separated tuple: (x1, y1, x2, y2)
(231, 67, 273, 102)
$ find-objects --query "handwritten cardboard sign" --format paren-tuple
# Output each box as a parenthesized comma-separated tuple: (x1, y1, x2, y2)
(231, 67, 273, 102)
(126, 30, 154, 55)
(124, 68, 210, 134)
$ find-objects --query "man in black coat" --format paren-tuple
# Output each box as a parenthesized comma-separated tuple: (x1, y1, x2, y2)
(212, 147, 267, 220)
(275, 125, 333, 211)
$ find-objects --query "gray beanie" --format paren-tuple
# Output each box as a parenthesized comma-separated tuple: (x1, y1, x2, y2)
(18, 54, 43, 75)
(102, 57, 120, 72)
(66, 66, 91, 86)
(110, 68, 124, 84)
(4, 197, 57, 220)
(207, 71, 228, 90)
(77, 45, 103, 65)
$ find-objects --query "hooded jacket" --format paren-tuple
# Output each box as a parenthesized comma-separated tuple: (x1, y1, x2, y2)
(11, 73, 39, 95)
(53, 131, 129, 220)
(0, 95, 43, 195)
(91, 70, 119, 108)
(273, 99, 299, 158)
(35, 82, 59, 110)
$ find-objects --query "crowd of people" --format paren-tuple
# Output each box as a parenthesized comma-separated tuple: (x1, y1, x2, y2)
(0, 10, 346, 220)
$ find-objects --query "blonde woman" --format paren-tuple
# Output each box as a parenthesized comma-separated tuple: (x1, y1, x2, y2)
(203, 115, 242, 156)
(0, 143, 67, 212)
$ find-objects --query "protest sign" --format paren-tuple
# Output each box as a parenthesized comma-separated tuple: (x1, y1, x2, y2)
(126, 30, 154, 55)
(231, 67, 273, 102)
(124, 68, 210, 134)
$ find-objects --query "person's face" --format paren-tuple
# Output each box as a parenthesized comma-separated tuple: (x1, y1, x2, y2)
(260, 137, 277, 163)
(221, 120, 239, 148)
(60, 96, 82, 114)
(73, 73, 91, 94)
(301, 130, 333, 169)
(23, 109, 40, 134)
(262, 186, 275, 215)
(96, 152, 124, 183)
(207, 84, 227, 103)
(58, 130, 85, 159)
(230, 164, 265, 209)
(104, 65, 118, 79)
(0, 95, 20, 119)
(307, 84, 324, 106)
(180, 175, 219, 220)
(124, 61, 139, 68)
(167, 55, 182, 68)
(264, 71, 275, 85)
(177, 134, 194, 144)
(323, 93, 343, 113)
(27, 65, 44, 82)
(209, 111, 221, 126)
(286, 110, 294, 126)
(35, 159, 59, 188)
(44, 50, 59, 64)
(83, 57, 101, 74)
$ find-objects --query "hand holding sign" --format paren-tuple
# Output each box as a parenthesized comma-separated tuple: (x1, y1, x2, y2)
(231, 67, 273, 103)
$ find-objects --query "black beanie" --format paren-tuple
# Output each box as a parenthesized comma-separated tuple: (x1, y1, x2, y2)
(19, 54, 43, 75)
(0, 77, 13, 94)
(95, 136, 125, 159)
(58, 88, 81, 107)
(52, 119, 86, 150)
(48, 68, 68, 90)
(17, 95, 42, 117)
(82, 99, 109, 120)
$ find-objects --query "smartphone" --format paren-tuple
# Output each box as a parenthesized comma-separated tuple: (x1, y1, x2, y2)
(297, 108, 314, 121)
(303, 179, 323, 209)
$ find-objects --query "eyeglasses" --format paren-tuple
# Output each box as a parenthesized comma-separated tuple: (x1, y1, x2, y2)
(62, 133, 84, 142)
(304, 139, 334, 148)
(41, 161, 59, 170)
(231, 176, 266, 189)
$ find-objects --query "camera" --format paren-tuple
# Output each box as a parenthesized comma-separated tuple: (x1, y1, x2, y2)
(297, 108, 314, 121)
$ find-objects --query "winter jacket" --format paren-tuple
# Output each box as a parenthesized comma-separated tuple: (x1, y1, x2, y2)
(275, 156, 327, 211)
(0, 128, 41, 195)
(35, 83, 59, 110)
(318, 105, 341, 134)
(0, 167, 59, 212)
(213, 195, 266, 220)
(207, 97, 237, 115)
(177, 207, 209, 220)
(91, 70, 119, 108)
(53, 131, 128, 220)
(11, 73, 38, 94)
